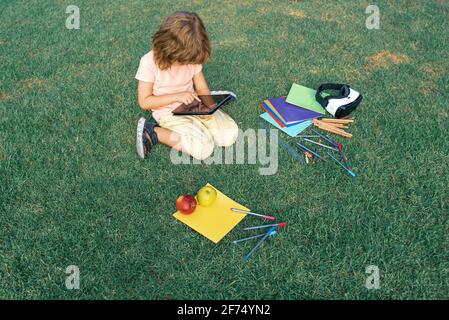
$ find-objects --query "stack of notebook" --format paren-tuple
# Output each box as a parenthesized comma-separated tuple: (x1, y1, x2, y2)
(260, 84, 327, 137)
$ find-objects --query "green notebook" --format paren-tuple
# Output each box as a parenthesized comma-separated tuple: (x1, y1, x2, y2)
(286, 83, 326, 114)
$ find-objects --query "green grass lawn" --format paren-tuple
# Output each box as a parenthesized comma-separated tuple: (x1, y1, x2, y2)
(1, 0, 448, 299)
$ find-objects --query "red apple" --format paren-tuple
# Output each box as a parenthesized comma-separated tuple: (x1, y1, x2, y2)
(175, 194, 197, 214)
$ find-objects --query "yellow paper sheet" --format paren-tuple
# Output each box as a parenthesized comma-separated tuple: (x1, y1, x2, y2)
(173, 183, 248, 243)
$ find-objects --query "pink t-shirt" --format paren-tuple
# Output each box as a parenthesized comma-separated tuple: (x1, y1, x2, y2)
(135, 50, 202, 120)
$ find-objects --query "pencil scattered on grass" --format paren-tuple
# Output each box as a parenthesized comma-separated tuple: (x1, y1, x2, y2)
(313, 118, 354, 138)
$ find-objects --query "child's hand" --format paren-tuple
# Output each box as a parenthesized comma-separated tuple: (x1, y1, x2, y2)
(176, 92, 201, 105)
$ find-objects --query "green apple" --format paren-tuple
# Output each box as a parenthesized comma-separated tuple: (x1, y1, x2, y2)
(196, 186, 217, 207)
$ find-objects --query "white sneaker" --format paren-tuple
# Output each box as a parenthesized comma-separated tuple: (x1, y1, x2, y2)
(136, 117, 159, 159)
(136, 117, 146, 159)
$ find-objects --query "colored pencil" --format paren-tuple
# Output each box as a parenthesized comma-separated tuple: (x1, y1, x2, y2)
(295, 135, 320, 138)
(244, 226, 276, 261)
(320, 118, 354, 124)
(278, 137, 305, 164)
(317, 121, 349, 129)
(302, 138, 339, 151)
(315, 121, 353, 138)
(233, 230, 277, 244)
(337, 147, 351, 170)
(311, 128, 339, 147)
(315, 122, 353, 138)
(326, 152, 356, 177)
(260, 122, 304, 164)
(314, 119, 350, 133)
(316, 121, 349, 132)
(314, 119, 349, 131)
(296, 143, 327, 161)
(230, 208, 275, 220)
(326, 124, 348, 129)
(244, 222, 288, 231)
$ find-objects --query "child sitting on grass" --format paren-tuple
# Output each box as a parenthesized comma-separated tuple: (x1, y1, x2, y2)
(135, 11, 238, 160)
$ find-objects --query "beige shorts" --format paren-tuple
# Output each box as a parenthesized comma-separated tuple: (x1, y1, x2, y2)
(156, 110, 239, 160)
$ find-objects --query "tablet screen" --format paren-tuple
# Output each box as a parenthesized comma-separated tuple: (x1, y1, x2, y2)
(172, 94, 230, 115)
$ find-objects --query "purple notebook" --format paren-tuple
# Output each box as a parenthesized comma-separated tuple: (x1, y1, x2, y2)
(264, 97, 321, 124)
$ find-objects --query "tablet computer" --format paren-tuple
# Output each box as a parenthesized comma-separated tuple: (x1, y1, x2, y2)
(172, 94, 234, 115)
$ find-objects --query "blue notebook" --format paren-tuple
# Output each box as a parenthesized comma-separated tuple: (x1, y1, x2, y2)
(260, 112, 312, 137)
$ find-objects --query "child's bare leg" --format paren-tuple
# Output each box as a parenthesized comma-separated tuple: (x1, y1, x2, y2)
(153, 127, 184, 152)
